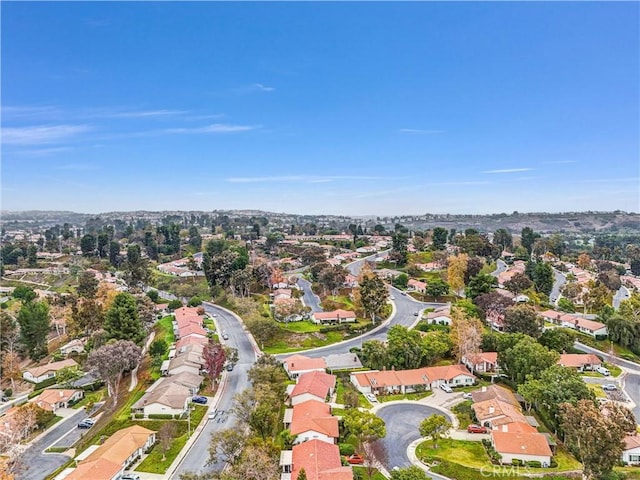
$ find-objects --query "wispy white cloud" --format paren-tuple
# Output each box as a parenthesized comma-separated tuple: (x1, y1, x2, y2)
(482, 168, 533, 174)
(355, 180, 490, 199)
(2, 124, 91, 145)
(398, 128, 445, 135)
(164, 123, 260, 134)
(233, 83, 276, 94)
(542, 160, 578, 165)
(1, 105, 62, 120)
(226, 175, 405, 184)
(12, 146, 73, 156)
(102, 109, 188, 119)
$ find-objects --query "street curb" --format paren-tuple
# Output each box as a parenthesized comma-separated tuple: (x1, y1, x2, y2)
(203, 301, 262, 358)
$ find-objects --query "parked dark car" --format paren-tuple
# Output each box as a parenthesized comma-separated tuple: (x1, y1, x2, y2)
(77, 419, 95, 429)
(192, 395, 208, 404)
(226, 364, 234, 371)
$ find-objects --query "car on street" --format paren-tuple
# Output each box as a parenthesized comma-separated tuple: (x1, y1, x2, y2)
(0, 396, 8, 402)
(212, 313, 218, 317)
(192, 395, 208, 404)
(602, 384, 618, 391)
(440, 384, 453, 393)
(467, 424, 487, 434)
(77, 418, 95, 429)
(462, 392, 473, 399)
(208, 410, 217, 420)
(222, 332, 229, 340)
(365, 393, 378, 403)
(345, 454, 364, 465)
(401, 292, 407, 296)
(389, 295, 395, 300)
(120, 474, 140, 480)
(226, 364, 234, 371)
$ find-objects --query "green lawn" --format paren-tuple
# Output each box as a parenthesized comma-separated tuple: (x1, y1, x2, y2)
(156, 315, 176, 345)
(587, 383, 608, 399)
(452, 400, 474, 428)
(264, 331, 345, 355)
(377, 391, 433, 403)
(72, 388, 106, 409)
(417, 439, 581, 473)
(117, 389, 146, 421)
(280, 321, 323, 333)
(430, 459, 578, 480)
(134, 405, 207, 474)
(352, 466, 387, 480)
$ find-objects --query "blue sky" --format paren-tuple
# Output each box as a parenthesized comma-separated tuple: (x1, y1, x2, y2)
(2, 2, 638, 215)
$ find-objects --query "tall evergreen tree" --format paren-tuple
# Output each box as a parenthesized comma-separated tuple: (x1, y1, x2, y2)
(17, 300, 51, 361)
(104, 292, 146, 345)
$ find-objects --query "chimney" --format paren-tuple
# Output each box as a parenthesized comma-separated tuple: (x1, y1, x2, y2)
(502, 424, 508, 432)
(60, 391, 64, 398)
(482, 386, 487, 392)
(489, 406, 495, 414)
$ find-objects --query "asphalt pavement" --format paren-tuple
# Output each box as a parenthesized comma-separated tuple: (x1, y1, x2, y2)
(376, 403, 453, 470)
(613, 285, 631, 310)
(549, 269, 567, 305)
(170, 303, 257, 479)
(491, 259, 508, 277)
(297, 277, 323, 313)
(16, 408, 88, 480)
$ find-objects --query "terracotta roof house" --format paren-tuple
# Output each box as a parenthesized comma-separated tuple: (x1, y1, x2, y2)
(311, 309, 357, 325)
(273, 289, 293, 299)
(540, 310, 608, 338)
(166, 371, 204, 394)
(176, 323, 207, 340)
(283, 354, 327, 379)
(175, 335, 208, 350)
(323, 353, 363, 372)
(288, 400, 339, 444)
(175, 315, 203, 329)
(473, 398, 528, 428)
(462, 352, 499, 374)
(66, 425, 156, 480)
(408, 278, 427, 293)
(491, 430, 553, 466)
(173, 306, 201, 319)
(557, 353, 602, 372)
(290, 371, 336, 405)
(34, 389, 83, 412)
(131, 379, 191, 418)
(623, 435, 640, 465)
(167, 353, 201, 376)
(471, 385, 519, 407)
(23, 359, 79, 384)
(280, 439, 353, 480)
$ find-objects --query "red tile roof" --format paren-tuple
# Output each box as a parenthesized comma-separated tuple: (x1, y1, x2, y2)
(290, 400, 338, 438)
(557, 353, 601, 368)
(291, 371, 336, 400)
(492, 431, 552, 457)
(312, 309, 356, 321)
(291, 439, 353, 480)
(284, 354, 327, 373)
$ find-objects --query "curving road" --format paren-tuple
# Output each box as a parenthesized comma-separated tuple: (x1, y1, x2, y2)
(491, 259, 508, 277)
(549, 269, 567, 305)
(277, 287, 445, 360)
(170, 303, 257, 479)
(376, 404, 453, 470)
(613, 285, 631, 310)
(297, 277, 323, 313)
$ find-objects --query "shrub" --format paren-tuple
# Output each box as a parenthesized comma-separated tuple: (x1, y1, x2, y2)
(526, 461, 542, 468)
(511, 459, 523, 466)
(33, 377, 58, 390)
(339, 443, 355, 456)
(147, 290, 160, 303)
(4, 388, 12, 398)
(134, 413, 144, 419)
(167, 299, 183, 310)
(148, 413, 174, 420)
(188, 296, 203, 307)
(0, 302, 7, 309)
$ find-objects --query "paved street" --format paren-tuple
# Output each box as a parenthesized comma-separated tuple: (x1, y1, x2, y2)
(550, 268, 566, 304)
(613, 285, 631, 310)
(170, 303, 257, 479)
(297, 277, 323, 313)
(279, 287, 445, 359)
(346, 250, 389, 276)
(375, 404, 453, 470)
(17, 408, 88, 480)
(491, 259, 508, 277)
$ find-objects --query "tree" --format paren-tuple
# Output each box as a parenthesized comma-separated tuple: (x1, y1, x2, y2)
(502, 304, 543, 338)
(80, 234, 96, 256)
(447, 254, 468, 294)
(474, 291, 512, 321)
(17, 300, 50, 361)
(529, 261, 554, 295)
(1, 351, 21, 394)
(342, 408, 386, 451)
(390, 466, 429, 480)
(362, 440, 388, 480)
(0, 313, 18, 353)
(356, 270, 389, 323)
(464, 273, 497, 300)
(419, 414, 451, 449)
(359, 340, 389, 370)
(188, 226, 202, 249)
(464, 257, 485, 284)
(77, 271, 99, 299)
(146, 289, 160, 303)
(69, 297, 105, 337)
(449, 308, 483, 363)
(390, 232, 408, 266)
(582, 280, 612, 313)
(498, 336, 559, 385)
(577, 253, 591, 270)
(86, 340, 142, 399)
(104, 292, 146, 345)
(424, 278, 449, 298)
(557, 297, 576, 313)
(56, 366, 81, 386)
(520, 227, 539, 255)
(207, 427, 249, 466)
(296, 468, 307, 480)
(618, 292, 640, 322)
(203, 342, 226, 387)
(12, 286, 36, 303)
(299, 246, 327, 266)
(503, 272, 533, 295)
(317, 265, 347, 296)
(559, 400, 636, 479)
(387, 325, 425, 370)
(432, 227, 448, 250)
(109, 241, 121, 266)
(539, 328, 575, 353)
(149, 339, 168, 361)
(123, 244, 150, 292)
(493, 228, 513, 252)
(518, 365, 595, 429)
(392, 273, 409, 289)
(158, 422, 177, 461)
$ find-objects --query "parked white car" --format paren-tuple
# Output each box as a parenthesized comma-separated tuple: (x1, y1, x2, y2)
(440, 384, 453, 393)
(595, 366, 611, 376)
(365, 393, 378, 403)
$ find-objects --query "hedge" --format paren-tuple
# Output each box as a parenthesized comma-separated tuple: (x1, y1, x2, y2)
(34, 377, 58, 390)
(148, 414, 174, 420)
(134, 413, 144, 419)
(339, 443, 355, 456)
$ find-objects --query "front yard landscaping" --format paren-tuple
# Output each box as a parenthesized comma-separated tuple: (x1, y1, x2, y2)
(376, 391, 433, 403)
(417, 439, 582, 474)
